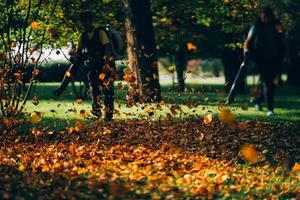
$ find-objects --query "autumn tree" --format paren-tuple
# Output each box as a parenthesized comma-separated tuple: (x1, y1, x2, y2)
(0, 0, 59, 119)
(151, 0, 203, 91)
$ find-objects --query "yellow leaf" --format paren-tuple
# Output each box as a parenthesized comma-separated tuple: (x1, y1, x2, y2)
(103, 128, 112, 135)
(80, 110, 90, 119)
(123, 68, 131, 74)
(168, 65, 176, 72)
(42, 165, 49, 172)
(68, 127, 75, 134)
(18, 164, 25, 172)
(74, 126, 80, 132)
(218, 108, 236, 126)
(153, 73, 158, 80)
(30, 112, 42, 124)
(11, 42, 17, 48)
(53, 163, 61, 169)
(31, 21, 39, 30)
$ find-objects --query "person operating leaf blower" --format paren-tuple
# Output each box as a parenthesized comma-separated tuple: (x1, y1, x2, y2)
(53, 11, 118, 120)
(227, 6, 285, 116)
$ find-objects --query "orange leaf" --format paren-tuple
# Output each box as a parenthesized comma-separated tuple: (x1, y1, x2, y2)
(187, 42, 197, 51)
(203, 114, 213, 125)
(31, 21, 39, 30)
(240, 144, 260, 163)
(32, 69, 40, 76)
(99, 73, 106, 80)
(75, 99, 83, 105)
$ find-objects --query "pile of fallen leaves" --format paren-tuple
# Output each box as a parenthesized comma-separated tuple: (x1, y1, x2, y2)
(0, 118, 299, 199)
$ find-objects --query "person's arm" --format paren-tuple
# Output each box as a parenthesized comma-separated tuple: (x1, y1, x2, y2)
(68, 34, 83, 57)
(99, 30, 112, 63)
(244, 25, 256, 56)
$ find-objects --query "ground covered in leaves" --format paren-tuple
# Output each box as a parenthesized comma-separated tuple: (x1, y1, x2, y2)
(1, 118, 300, 199)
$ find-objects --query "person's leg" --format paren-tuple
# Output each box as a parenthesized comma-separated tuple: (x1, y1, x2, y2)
(253, 63, 265, 110)
(87, 70, 102, 117)
(264, 76, 275, 112)
(102, 82, 114, 120)
(254, 81, 264, 111)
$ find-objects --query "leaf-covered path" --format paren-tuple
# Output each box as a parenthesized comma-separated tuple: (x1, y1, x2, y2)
(1, 118, 300, 199)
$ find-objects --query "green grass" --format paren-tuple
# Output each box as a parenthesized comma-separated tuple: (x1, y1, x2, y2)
(24, 81, 300, 130)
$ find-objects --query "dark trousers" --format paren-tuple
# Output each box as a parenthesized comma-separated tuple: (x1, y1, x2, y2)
(87, 68, 114, 118)
(57, 58, 114, 118)
(256, 61, 278, 111)
(256, 74, 275, 111)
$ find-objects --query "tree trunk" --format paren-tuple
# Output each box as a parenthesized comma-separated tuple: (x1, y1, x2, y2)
(123, 0, 161, 104)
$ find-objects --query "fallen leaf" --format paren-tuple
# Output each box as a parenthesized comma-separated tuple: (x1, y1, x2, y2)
(218, 108, 236, 126)
(203, 114, 213, 125)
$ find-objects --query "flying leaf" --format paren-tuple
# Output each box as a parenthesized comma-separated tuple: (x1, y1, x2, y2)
(30, 112, 42, 124)
(218, 108, 236, 126)
(240, 144, 261, 164)
(168, 66, 176, 72)
(99, 73, 106, 80)
(187, 42, 197, 51)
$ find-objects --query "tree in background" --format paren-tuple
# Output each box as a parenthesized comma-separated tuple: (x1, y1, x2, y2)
(196, 0, 259, 93)
(152, 0, 203, 91)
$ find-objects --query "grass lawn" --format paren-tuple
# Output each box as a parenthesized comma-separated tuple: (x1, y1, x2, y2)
(24, 81, 300, 130)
